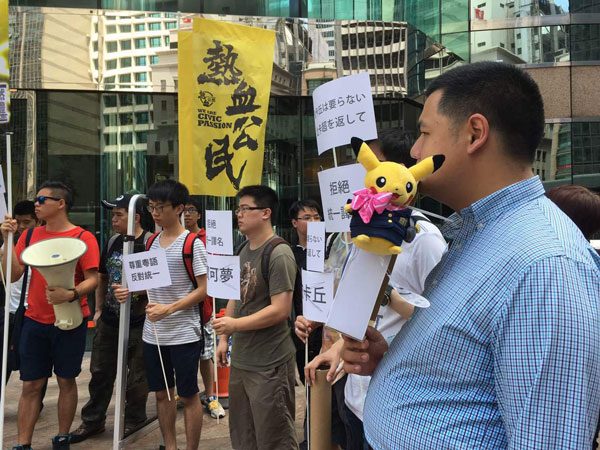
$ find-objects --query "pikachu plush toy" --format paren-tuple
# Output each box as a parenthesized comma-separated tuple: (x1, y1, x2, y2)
(345, 137, 445, 256)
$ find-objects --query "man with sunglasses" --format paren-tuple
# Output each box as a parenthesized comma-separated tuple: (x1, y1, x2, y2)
(183, 199, 226, 420)
(1, 181, 100, 450)
(214, 185, 298, 450)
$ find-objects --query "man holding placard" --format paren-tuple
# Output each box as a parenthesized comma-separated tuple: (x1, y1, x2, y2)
(70, 194, 151, 443)
(183, 198, 225, 420)
(1, 181, 100, 450)
(214, 185, 298, 450)
(114, 180, 207, 450)
(342, 62, 600, 449)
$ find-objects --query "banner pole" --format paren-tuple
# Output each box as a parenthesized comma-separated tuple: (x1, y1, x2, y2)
(0, 132, 14, 450)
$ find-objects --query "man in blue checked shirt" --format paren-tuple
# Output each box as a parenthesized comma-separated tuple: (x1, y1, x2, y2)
(341, 61, 600, 450)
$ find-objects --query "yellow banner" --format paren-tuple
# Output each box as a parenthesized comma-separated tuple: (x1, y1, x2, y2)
(0, 0, 9, 124)
(178, 18, 275, 196)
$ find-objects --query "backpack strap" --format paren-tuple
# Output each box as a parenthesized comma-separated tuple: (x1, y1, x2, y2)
(260, 237, 289, 285)
(145, 232, 160, 251)
(142, 231, 153, 245)
(105, 233, 120, 257)
(18, 227, 35, 309)
(182, 232, 198, 289)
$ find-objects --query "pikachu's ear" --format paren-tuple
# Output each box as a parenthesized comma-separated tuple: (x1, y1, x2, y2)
(409, 155, 445, 182)
(351, 137, 380, 172)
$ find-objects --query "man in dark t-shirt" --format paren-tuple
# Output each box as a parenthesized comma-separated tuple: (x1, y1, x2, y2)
(71, 194, 151, 442)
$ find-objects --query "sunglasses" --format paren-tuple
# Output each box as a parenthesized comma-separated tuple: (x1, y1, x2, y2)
(35, 195, 62, 205)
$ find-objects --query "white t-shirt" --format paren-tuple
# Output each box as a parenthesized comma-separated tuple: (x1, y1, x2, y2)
(344, 213, 447, 421)
(142, 230, 207, 346)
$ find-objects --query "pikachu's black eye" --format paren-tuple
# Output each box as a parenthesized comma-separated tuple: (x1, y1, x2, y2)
(406, 182, 413, 193)
(376, 177, 386, 188)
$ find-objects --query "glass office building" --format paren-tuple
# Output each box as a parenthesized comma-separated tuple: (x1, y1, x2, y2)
(2, 0, 599, 246)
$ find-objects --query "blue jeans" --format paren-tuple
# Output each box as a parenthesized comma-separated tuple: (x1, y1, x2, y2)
(343, 402, 370, 450)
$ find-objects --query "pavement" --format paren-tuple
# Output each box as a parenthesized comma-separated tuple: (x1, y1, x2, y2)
(3, 354, 306, 449)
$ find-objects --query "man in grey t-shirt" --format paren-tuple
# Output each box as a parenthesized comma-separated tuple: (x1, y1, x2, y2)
(214, 185, 298, 450)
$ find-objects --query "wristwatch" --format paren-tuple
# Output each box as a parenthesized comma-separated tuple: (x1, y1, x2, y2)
(69, 288, 80, 303)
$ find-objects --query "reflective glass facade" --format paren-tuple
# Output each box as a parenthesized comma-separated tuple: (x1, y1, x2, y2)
(2, 0, 599, 248)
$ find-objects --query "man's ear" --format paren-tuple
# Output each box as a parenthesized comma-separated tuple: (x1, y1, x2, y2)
(466, 113, 490, 155)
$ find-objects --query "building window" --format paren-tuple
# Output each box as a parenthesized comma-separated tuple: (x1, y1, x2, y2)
(149, 37, 162, 47)
(121, 57, 132, 68)
(93, 41, 98, 52)
(477, 41, 486, 47)
(148, 13, 161, 18)
(135, 56, 147, 66)
(477, 2, 486, 7)
(135, 131, 148, 144)
(161, 100, 167, 111)
(148, 22, 161, 31)
(103, 95, 117, 107)
(103, 114, 113, 126)
(119, 113, 133, 125)
(517, 47, 522, 54)
(106, 25, 116, 34)
(105, 76, 115, 89)
(106, 59, 117, 70)
(135, 94, 149, 104)
(150, 55, 159, 65)
(306, 78, 331, 95)
(104, 133, 116, 146)
(119, 74, 131, 84)
(165, 21, 177, 30)
(106, 41, 118, 52)
(120, 24, 131, 33)
(120, 94, 134, 106)
(165, 36, 170, 46)
(135, 38, 146, 49)
(135, 111, 149, 124)
(516, 33, 522, 39)
(500, 42, 505, 48)
(121, 132, 133, 145)
(120, 40, 132, 51)
(135, 72, 147, 83)
(93, 59, 98, 70)
(134, 23, 145, 32)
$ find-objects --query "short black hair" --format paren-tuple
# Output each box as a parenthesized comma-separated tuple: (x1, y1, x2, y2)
(368, 129, 416, 167)
(14, 200, 35, 218)
(289, 199, 322, 220)
(147, 179, 189, 207)
(237, 185, 278, 221)
(425, 61, 545, 164)
(39, 181, 74, 211)
(186, 197, 202, 215)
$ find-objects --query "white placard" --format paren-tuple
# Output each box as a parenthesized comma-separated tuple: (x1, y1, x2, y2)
(207, 254, 241, 300)
(318, 164, 366, 232)
(312, 72, 378, 155)
(205, 210, 234, 255)
(306, 221, 326, 273)
(302, 269, 335, 323)
(325, 249, 390, 341)
(0, 193, 7, 221)
(0, 165, 5, 194)
(123, 248, 172, 292)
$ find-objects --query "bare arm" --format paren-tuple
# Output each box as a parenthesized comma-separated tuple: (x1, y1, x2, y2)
(146, 274, 207, 322)
(213, 291, 293, 337)
(1, 217, 25, 282)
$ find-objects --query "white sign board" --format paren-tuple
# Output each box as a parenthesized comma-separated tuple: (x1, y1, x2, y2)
(205, 210, 234, 255)
(207, 254, 240, 300)
(325, 248, 391, 341)
(123, 248, 172, 292)
(302, 269, 335, 323)
(306, 221, 326, 273)
(318, 164, 366, 232)
(312, 72, 378, 155)
(0, 165, 5, 194)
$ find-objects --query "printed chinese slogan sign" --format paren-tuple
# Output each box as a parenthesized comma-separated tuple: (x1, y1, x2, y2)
(123, 249, 172, 292)
(312, 72, 377, 155)
(178, 18, 275, 196)
(0, 0, 9, 124)
(318, 163, 366, 232)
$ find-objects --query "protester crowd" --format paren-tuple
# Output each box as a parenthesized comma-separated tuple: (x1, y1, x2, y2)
(0, 62, 598, 450)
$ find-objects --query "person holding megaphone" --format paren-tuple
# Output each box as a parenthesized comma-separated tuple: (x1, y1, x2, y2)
(1, 181, 100, 450)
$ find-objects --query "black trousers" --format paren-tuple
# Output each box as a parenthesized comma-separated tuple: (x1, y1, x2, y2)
(80, 317, 148, 426)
